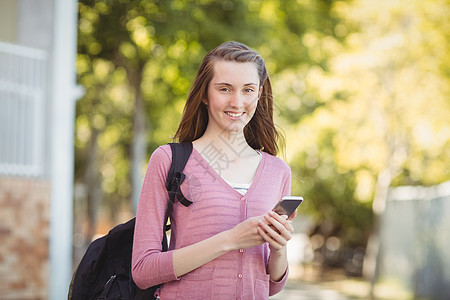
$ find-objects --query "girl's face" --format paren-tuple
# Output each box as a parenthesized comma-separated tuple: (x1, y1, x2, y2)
(204, 61, 261, 135)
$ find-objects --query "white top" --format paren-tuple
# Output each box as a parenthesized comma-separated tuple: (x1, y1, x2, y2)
(225, 181, 252, 195)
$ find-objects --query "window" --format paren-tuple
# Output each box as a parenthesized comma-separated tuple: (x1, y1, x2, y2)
(0, 41, 47, 176)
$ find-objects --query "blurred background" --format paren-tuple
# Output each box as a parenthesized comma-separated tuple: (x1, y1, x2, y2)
(0, 0, 449, 299)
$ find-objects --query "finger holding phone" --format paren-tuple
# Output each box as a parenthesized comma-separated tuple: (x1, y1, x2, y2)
(257, 211, 294, 251)
(257, 196, 303, 250)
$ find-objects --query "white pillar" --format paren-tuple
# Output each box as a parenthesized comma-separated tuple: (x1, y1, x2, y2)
(49, 0, 80, 299)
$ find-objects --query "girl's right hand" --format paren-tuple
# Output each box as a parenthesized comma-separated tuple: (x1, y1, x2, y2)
(225, 216, 266, 250)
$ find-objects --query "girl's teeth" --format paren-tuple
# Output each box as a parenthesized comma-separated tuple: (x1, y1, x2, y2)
(226, 112, 243, 117)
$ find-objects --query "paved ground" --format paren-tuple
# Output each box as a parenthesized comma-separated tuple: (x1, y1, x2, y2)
(270, 281, 353, 300)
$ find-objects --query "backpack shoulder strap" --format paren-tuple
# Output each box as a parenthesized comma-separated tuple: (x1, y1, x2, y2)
(165, 142, 193, 207)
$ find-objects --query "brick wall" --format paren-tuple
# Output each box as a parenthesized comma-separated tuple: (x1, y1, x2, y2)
(0, 177, 51, 300)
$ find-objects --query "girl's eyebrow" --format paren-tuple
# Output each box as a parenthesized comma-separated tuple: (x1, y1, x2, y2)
(213, 82, 258, 86)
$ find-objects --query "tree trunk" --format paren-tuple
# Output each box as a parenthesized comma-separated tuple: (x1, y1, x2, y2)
(363, 167, 393, 299)
(85, 128, 102, 241)
(129, 65, 147, 213)
(112, 48, 148, 215)
(363, 66, 406, 298)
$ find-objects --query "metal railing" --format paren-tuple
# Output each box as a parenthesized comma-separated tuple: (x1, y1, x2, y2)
(0, 41, 47, 176)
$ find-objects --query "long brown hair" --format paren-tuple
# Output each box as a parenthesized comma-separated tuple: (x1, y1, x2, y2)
(173, 41, 283, 156)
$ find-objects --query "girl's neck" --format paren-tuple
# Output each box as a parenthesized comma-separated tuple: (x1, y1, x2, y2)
(193, 129, 256, 163)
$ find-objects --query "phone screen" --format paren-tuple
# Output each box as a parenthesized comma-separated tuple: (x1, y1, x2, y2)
(272, 196, 303, 217)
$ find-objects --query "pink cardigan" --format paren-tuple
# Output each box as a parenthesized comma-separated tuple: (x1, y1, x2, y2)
(132, 145, 291, 299)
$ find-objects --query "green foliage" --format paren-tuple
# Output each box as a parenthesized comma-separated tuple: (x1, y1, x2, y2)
(277, 0, 450, 246)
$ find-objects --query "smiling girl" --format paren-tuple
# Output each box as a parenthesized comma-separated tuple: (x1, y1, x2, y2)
(132, 41, 295, 299)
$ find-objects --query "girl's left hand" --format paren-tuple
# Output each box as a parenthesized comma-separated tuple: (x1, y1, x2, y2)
(257, 211, 294, 251)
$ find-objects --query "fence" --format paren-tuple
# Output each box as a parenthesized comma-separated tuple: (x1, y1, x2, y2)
(0, 41, 47, 177)
(380, 181, 450, 299)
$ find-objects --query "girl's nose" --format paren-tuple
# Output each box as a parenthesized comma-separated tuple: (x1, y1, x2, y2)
(229, 92, 244, 108)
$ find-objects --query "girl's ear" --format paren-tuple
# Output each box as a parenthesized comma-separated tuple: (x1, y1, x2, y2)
(202, 98, 208, 105)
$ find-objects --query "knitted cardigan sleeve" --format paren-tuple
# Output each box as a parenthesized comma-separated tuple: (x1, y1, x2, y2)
(132, 146, 178, 289)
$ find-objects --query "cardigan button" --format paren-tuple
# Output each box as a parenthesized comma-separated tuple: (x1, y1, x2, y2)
(240, 196, 245, 202)
(237, 273, 243, 279)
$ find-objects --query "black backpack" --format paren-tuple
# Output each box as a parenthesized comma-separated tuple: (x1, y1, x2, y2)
(69, 142, 193, 300)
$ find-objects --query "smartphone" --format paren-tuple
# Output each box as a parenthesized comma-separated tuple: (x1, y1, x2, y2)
(272, 196, 303, 218)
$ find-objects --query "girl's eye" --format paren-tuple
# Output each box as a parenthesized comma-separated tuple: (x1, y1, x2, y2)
(220, 87, 230, 92)
(244, 88, 255, 93)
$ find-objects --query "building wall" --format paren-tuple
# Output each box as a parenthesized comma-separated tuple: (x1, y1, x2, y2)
(1, 22, 50, 298)
(1, 0, 79, 298)
(17, 0, 54, 50)
(0, 177, 51, 300)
